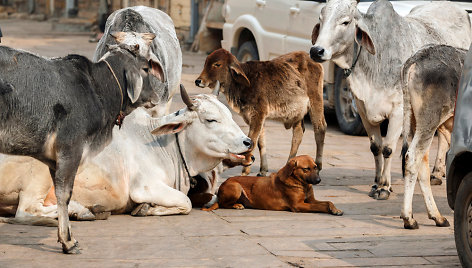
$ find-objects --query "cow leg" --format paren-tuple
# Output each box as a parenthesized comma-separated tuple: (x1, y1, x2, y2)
(288, 120, 304, 160)
(417, 151, 449, 227)
(401, 128, 435, 229)
(375, 107, 403, 200)
(242, 116, 266, 176)
(356, 102, 383, 198)
(51, 150, 82, 254)
(430, 120, 452, 185)
(257, 127, 268, 176)
(130, 177, 192, 216)
(308, 104, 327, 171)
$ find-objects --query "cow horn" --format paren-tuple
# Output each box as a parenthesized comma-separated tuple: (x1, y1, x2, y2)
(212, 80, 221, 96)
(180, 84, 195, 110)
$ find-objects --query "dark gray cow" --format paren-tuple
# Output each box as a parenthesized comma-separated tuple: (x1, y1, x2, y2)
(310, 0, 471, 201)
(401, 45, 466, 229)
(0, 44, 158, 254)
(94, 6, 182, 117)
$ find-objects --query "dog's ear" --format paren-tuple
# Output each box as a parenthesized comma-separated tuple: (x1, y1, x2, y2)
(279, 158, 298, 178)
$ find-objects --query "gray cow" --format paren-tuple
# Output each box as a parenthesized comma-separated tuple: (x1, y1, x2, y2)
(94, 6, 182, 117)
(401, 45, 466, 229)
(310, 0, 471, 201)
(0, 44, 160, 254)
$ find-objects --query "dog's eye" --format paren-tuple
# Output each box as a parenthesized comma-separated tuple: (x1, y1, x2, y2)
(143, 68, 149, 73)
(302, 168, 310, 172)
(213, 63, 221, 67)
(206, 119, 217, 123)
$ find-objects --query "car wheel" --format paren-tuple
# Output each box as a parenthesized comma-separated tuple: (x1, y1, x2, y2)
(334, 67, 366, 136)
(455, 172, 472, 267)
(236, 41, 259, 62)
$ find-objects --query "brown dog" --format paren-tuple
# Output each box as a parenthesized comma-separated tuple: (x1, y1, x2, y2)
(203, 155, 343, 215)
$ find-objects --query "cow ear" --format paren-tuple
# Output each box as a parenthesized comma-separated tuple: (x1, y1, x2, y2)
(311, 23, 320, 45)
(150, 59, 165, 82)
(230, 64, 250, 87)
(125, 69, 143, 103)
(140, 33, 156, 45)
(151, 122, 187, 135)
(110, 31, 127, 44)
(149, 54, 165, 82)
(356, 22, 375, 55)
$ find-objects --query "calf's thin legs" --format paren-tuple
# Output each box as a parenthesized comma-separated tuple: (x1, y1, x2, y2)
(257, 127, 268, 176)
(288, 120, 304, 160)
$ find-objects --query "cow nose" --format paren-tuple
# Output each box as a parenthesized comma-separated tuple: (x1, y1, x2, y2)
(195, 79, 202, 86)
(243, 138, 253, 149)
(310, 46, 325, 62)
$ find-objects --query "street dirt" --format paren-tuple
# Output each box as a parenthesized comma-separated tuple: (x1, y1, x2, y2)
(0, 19, 460, 267)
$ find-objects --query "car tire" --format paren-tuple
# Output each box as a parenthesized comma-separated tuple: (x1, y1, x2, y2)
(236, 41, 259, 62)
(334, 67, 366, 136)
(454, 172, 472, 267)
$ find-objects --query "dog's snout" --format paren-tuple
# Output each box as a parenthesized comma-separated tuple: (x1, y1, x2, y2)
(243, 138, 253, 149)
(310, 46, 325, 62)
(195, 79, 202, 86)
(313, 176, 321, 185)
(251, 155, 255, 162)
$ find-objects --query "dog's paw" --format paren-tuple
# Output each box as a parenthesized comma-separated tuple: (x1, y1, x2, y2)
(331, 209, 343, 216)
(233, 204, 245, 210)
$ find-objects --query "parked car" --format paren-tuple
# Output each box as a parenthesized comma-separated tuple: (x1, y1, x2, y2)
(447, 44, 472, 267)
(221, 0, 472, 135)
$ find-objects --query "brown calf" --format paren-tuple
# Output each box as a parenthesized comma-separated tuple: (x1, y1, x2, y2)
(196, 49, 326, 176)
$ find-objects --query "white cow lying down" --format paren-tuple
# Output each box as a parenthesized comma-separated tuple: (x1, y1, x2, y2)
(0, 88, 252, 224)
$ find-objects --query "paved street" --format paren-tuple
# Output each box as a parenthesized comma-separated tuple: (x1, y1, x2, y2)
(0, 19, 460, 267)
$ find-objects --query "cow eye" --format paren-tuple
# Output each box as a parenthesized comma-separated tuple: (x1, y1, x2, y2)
(206, 119, 217, 123)
(143, 68, 149, 73)
(342, 20, 350, 26)
(213, 63, 221, 67)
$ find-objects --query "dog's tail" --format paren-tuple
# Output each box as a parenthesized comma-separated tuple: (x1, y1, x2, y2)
(201, 202, 219, 211)
(0, 216, 58, 227)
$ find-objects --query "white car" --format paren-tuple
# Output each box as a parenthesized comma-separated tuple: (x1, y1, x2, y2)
(221, 0, 472, 135)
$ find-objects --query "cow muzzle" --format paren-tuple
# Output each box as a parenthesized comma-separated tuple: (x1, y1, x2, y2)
(310, 46, 326, 63)
(195, 79, 207, 88)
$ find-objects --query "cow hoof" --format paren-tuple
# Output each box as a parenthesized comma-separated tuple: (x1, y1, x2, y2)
(375, 189, 391, 200)
(131, 203, 150, 216)
(62, 241, 81, 254)
(433, 217, 450, 227)
(368, 185, 378, 197)
(430, 176, 443, 186)
(76, 210, 96, 221)
(403, 218, 419, 229)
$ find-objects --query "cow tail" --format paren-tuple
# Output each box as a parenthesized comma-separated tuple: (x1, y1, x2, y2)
(0, 216, 58, 227)
(401, 59, 415, 178)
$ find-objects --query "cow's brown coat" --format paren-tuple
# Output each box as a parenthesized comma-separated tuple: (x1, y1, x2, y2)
(196, 49, 326, 176)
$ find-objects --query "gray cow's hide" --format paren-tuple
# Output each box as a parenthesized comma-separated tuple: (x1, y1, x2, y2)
(94, 6, 182, 117)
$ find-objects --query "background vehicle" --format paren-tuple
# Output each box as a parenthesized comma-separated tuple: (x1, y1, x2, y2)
(447, 45, 472, 267)
(221, 0, 472, 135)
